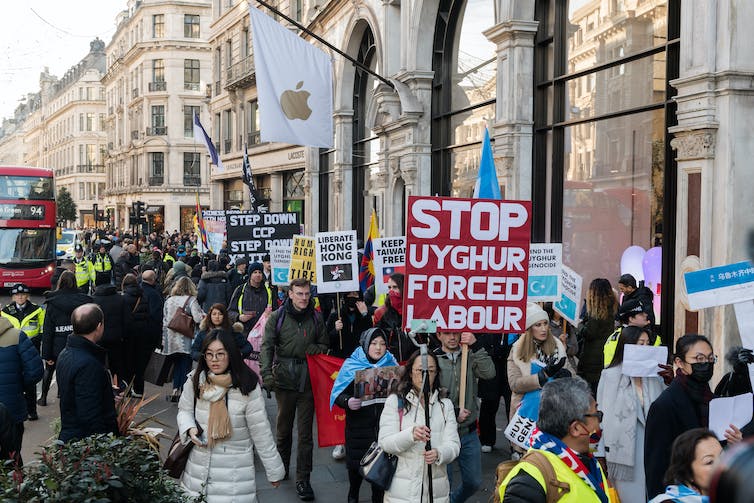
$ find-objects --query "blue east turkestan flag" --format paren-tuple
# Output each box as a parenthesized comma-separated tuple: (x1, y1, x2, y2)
(193, 113, 224, 172)
(473, 128, 501, 199)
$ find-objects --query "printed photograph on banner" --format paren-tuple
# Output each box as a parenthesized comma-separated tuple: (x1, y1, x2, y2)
(289, 235, 317, 284)
(527, 243, 563, 302)
(269, 244, 292, 286)
(315, 230, 358, 293)
(225, 210, 299, 265)
(373, 236, 406, 295)
(354, 366, 404, 406)
(403, 196, 532, 333)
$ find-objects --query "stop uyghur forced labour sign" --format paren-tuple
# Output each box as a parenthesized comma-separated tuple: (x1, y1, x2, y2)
(404, 196, 532, 332)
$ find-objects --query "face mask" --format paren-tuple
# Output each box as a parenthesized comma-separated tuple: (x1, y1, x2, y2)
(388, 289, 403, 312)
(689, 362, 713, 383)
(590, 428, 603, 445)
(345, 297, 358, 309)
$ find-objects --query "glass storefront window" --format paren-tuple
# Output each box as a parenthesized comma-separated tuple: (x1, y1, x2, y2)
(451, 0, 496, 110)
(562, 108, 664, 291)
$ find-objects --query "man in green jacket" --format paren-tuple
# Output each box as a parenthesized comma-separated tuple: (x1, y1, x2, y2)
(261, 277, 327, 502)
(434, 330, 496, 503)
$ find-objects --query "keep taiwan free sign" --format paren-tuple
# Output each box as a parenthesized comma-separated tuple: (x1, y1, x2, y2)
(404, 196, 532, 332)
(225, 210, 299, 264)
(315, 231, 359, 293)
(373, 236, 406, 295)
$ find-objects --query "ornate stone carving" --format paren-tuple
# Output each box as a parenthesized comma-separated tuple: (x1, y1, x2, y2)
(670, 131, 716, 161)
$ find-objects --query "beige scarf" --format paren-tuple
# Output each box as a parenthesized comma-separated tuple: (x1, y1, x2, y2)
(199, 372, 233, 447)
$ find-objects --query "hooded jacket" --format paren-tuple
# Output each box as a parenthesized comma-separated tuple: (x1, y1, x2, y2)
(122, 283, 150, 341)
(92, 284, 128, 345)
(41, 288, 92, 360)
(197, 270, 232, 312)
(0, 318, 43, 422)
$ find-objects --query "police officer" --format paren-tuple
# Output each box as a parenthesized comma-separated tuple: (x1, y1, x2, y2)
(1, 283, 44, 421)
(91, 241, 113, 286)
(73, 244, 95, 294)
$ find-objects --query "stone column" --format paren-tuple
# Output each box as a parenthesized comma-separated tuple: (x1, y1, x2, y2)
(333, 110, 354, 231)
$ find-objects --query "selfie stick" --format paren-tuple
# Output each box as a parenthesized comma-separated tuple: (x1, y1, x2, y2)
(410, 322, 434, 503)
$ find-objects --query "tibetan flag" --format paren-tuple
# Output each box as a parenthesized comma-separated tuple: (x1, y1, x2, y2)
(473, 128, 501, 199)
(359, 210, 379, 293)
(193, 112, 224, 172)
(306, 354, 345, 447)
(195, 193, 210, 252)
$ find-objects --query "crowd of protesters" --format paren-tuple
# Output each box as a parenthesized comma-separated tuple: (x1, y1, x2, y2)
(1, 225, 754, 502)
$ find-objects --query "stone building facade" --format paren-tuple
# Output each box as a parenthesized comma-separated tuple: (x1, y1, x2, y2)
(102, 0, 213, 233)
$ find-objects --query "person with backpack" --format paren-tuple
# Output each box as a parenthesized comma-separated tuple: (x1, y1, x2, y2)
(260, 277, 327, 501)
(497, 377, 617, 502)
(229, 262, 272, 334)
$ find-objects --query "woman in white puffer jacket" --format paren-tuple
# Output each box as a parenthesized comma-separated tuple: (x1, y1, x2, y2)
(177, 330, 285, 502)
(378, 350, 460, 503)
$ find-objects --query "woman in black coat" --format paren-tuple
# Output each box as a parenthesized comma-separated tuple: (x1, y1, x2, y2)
(91, 275, 128, 388)
(644, 334, 745, 500)
(326, 291, 373, 359)
(39, 271, 91, 406)
(121, 274, 152, 396)
(196, 260, 231, 312)
(331, 328, 398, 503)
(575, 278, 618, 394)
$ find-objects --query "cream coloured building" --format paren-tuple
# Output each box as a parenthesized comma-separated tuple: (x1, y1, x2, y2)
(102, 0, 213, 233)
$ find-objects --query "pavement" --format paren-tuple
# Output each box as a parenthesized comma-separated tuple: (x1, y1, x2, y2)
(20, 293, 512, 502)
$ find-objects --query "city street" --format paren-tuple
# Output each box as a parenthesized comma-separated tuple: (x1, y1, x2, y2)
(21, 292, 511, 502)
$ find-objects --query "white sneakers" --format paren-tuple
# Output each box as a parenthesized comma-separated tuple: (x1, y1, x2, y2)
(331, 444, 346, 460)
(481, 445, 492, 453)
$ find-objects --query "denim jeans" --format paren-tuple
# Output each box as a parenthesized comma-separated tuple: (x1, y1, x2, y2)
(170, 353, 192, 390)
(447, 430, 482, 503)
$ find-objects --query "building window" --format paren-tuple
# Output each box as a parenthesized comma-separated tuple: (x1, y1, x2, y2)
(242, 28, 250, 58)
(431, 0, 497, 198)
(223, 110, 232, 153)
(246, 100, 260, 145)
(184, 105, 200, 137)
(150, 153, 164, 185)
(184, 59, 200, 91)
(151, 59, 165, 91)
(351, 27, 378, 238)
(183, 153, 201, 186)
(226, 40, 232, 69)
(532, 0, 679, 334)
(319, 148, 333, 232)
(150, 105, 166, 135)
(284, 170, 305, 224)
(85, 113, 95, 132)
(152, 14, 164, 38)
(184, 14, 200, 38)
(294, 0, 303, 21)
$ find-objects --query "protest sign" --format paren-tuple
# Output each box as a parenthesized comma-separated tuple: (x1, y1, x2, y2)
(269, 244, 291, 286)
(354, 366, 404, 406)
(684, 261, 754, 310)
(289, 235, 317, 283)
(404, 196, 532, 332)
(709, 393, 754, 441)
(201, 210, 227, 255)
(315, 231, 359, 293)
(553, 265, 582, 326)
(225, 210, 299, 264)
(527, 243, 562, 302)
(622, 345, 668, 377)
(373, 236, 406, 295)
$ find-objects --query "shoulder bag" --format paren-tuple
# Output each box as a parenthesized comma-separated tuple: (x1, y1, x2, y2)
(359, 398, 404, 490)
(167, 297, 196, 338)
(163, 395, 202, 478)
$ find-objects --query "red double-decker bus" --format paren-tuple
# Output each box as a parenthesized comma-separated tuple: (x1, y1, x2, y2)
(0, 167, 56, 289)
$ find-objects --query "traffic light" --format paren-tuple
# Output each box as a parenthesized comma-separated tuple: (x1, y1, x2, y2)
(137, 201, 146, 222)
(92, 203, 98, 222)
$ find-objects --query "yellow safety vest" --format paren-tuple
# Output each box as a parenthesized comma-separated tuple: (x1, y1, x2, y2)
(163, 255, 175, 265)
(1, 307, 45, 339)
(603, 327, 662, 367)
(238, 283, 273, 313)
(498, 449, 617, 502)
(93, 253, 112, 272)
(74, 259, 94, 288)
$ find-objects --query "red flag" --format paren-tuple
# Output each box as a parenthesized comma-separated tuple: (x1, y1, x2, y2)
(306, 354, 346, 447)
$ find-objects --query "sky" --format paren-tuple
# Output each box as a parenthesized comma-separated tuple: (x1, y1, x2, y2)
(0, 1, 121, 120)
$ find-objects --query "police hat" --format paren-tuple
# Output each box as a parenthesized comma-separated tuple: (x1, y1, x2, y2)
(74, 244, 84, 253)
(10, 283, 30, 295)
(618, 299, 649, 322)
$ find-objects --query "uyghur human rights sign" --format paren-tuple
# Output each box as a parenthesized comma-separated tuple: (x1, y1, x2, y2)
(404, 196, 532, 332)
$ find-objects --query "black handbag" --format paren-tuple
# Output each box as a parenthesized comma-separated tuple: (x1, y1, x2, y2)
(144, 350, 173, 386)
(163, 395, 202, 479)
(359, 441, 398, 490)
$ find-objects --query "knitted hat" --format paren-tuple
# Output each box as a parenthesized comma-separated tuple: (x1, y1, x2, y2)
(248, 262, 264, 274)
(525, 302, 549, 330)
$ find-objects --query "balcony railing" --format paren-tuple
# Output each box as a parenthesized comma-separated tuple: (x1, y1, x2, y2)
(225, 54, 255, 89)
(223, 139, 231, 154)
(183, 176, 201, 186)
(76, 164, 105, 173)
(149, 176, 164, 186)
(184, 82, 200, 91)
(148, 81, 167, 92)
(132, 88, 139, 98)
(247, 131, 261, 146)
(146, 126, 167, 136)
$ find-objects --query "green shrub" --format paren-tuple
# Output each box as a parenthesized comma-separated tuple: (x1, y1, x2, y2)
(0, 434, 195, 502)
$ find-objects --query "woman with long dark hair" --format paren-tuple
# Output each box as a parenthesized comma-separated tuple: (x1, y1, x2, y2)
(378, 350, 460, 503)
(191, 303, 252, 362)
(576, 278, 619, 394)
(178, 330, 284, 501)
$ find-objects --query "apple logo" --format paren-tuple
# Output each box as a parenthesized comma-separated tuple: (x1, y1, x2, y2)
(280, 81, 313, 120)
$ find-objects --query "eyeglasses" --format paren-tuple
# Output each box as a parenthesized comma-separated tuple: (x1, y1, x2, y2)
(582, 410, 604, 422)
(685, 354, 718, 364)
(203, 351, 228, 361)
